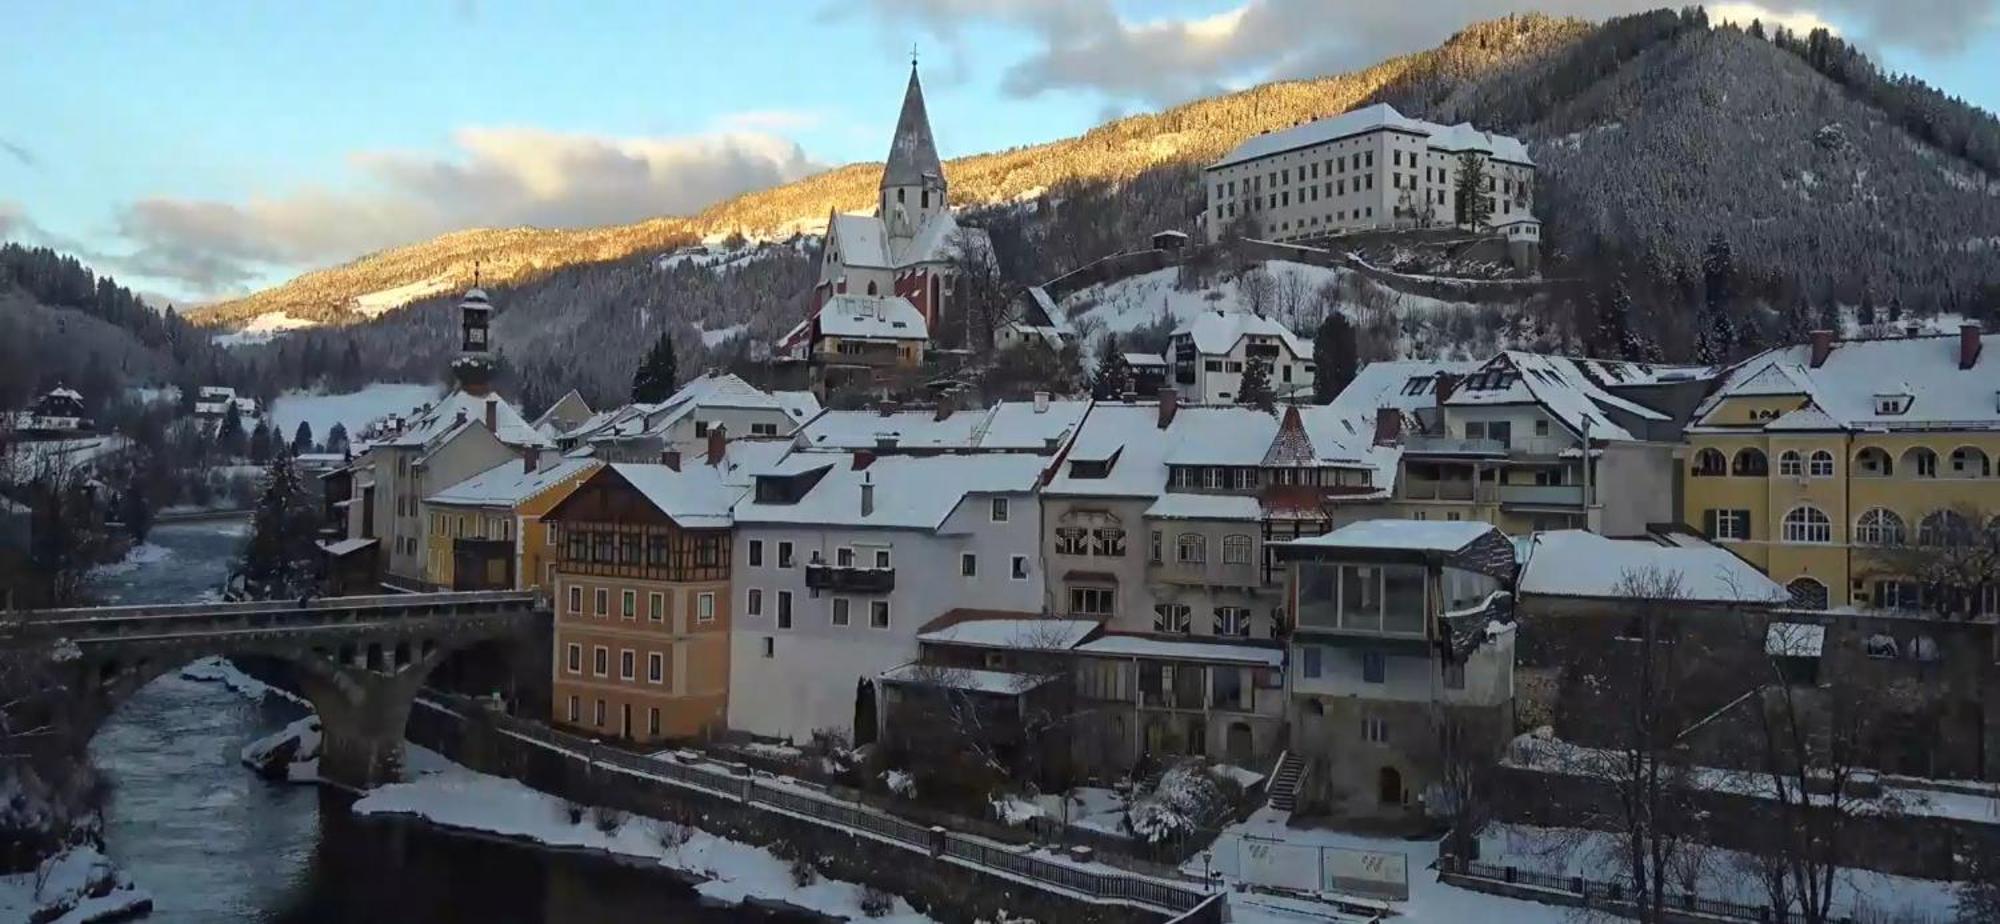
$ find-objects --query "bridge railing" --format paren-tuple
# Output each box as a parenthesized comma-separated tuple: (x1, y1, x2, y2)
(16, 590, 541, 625)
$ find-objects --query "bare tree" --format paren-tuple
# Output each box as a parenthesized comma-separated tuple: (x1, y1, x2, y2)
(1421, 705, 1506, 861)
(1879, 504, 1999, 620)
(1273, 269, 1311, 330)
(1238, 267, 1276, 318)
(944, 228, 1019, 356)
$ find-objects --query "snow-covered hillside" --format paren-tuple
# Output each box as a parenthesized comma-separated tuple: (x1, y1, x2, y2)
(213, 311, 316, 346)
(267, 383, 443, 442)
(351, 275, 457, 318)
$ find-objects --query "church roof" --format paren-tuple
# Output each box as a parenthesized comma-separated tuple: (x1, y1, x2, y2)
(882, 64, 944, 190)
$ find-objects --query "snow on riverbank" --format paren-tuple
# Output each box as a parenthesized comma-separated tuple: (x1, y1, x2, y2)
(180, 656, 309, 707)
(0, 846, 154, 924)
(241, 715, 322, 782)
(353, 767, 935, 922)
(90, 542, 170, 578)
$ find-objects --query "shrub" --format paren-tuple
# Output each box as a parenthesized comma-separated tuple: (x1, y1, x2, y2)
(788, 854, 819, 888)
(859, 885, 894, 917)
(589, 805, 625, 834)
(562, 799, 586, 825)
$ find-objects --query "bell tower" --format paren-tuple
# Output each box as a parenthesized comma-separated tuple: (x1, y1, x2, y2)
(452, 279, 496, 395)
(879, 58, 946, 247)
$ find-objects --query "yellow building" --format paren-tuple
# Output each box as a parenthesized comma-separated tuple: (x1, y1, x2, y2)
(1682, 327, 1999, 609)
(421, 454, 602, 590)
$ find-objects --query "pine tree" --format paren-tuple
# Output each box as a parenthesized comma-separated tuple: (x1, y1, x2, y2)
(217, 402, 246, 457)
(631, 330, 679, 404)
(1453, 153, 1492, 229)
(1313, 314, 1358, 403)
(249, 421, 273, 464)
(1238, 357, 1276, 413)
(1699, 233, 1739, 364)
(291, 421, 315, 456)
(325, 422, 350, 457)
(238, 449, 323, 599)
(1090, 334, 1132, 400)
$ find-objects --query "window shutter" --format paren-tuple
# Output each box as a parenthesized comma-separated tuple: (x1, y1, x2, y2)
(1702, 509, 1718, 538)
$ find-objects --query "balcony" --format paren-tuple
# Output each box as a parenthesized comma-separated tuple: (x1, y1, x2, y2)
(1404, 435, 1507, 455)
(1400, 479, 1496, 503)
(805, 564, 896, 594)
(1498, 484, 1586, 507)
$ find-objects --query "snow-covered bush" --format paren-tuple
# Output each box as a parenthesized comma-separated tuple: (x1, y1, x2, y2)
(1125, 759, 1232, 845)
(788, 854, 819, 888)
(881, 769, 916, 798)
(30, 845, 152, 924)
(859, 885, 894, 918)
(590, 805, 625, 834)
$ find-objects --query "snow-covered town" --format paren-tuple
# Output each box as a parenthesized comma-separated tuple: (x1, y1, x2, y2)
(6, 5, 2000, 924)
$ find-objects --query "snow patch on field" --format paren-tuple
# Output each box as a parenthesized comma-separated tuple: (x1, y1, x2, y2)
(353, 767, 935, 922)
(351, 275, 456, 318)
(215, 311, 316, 346)
(268, 383, 443, 443)
(697, 323, 748, 347)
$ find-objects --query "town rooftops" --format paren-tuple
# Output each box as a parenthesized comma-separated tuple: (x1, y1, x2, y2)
(1518, 530, 1787, 605)
(816, 294, 929, 341)
(1693, 328, 1998, 432)
(1047, 401, 1397, 500)
(382, 389, 551, 450)
(1282, 519, 1497, 554)
(1445, 352, 1671, 442)
(1211, 102, 1533, 170)
(592, 461, 749, 529)
(1174, 309, 1309, 359)
(733, 451, 1048, 530)
(426, 455, 600, 509)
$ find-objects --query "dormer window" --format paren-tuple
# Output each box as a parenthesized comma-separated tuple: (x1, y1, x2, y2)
(1875, 394, 1912, 416)
(1070, 459, 1110, 479)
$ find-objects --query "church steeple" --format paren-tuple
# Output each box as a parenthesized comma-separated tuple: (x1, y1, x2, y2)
(880, 61, 946, 239)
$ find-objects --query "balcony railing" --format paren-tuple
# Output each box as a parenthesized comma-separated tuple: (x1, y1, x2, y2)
(805, 564, 897, 593)
(1404, 435, 1507, 455)
(1400, 480, 1496, 502)
(1499, 484, 1586, 507)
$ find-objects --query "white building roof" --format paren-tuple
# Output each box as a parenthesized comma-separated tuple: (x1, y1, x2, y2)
(1145, 493, 1264, 521)
(1211, 103, 1533, 170)
(1283, 519, 1496, 553)
(797, 400, 1087, 453)
(609, 460, 751, 529)
(1075, 635, 1284, 667)
(817, 294, 929, 342)
(1049, 401, 1394, 501)
(1518, 530, 1788, 604)
(918, 618, 1101, 651)
(426, 456, 600, 508)
(1174, 309, 1309, 359)
(877, 663, 1051, 694)
(1694, 332, 1999, 432)
(827, 213, 890, 268)
(1447, 352, 1669, 442)
(382, 390, 551, 450)
(733, 452, 1048, 530)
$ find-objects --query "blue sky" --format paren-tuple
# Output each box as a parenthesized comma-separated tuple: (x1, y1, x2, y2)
(2, 0, 1994, 305)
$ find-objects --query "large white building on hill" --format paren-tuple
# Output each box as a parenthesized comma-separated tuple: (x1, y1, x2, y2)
(1203, 103, 1537, 244)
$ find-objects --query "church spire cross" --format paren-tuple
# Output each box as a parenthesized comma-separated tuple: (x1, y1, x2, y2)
(910, 44, 918, 70)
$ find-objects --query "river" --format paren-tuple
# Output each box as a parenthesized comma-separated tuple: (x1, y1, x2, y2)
(85, 519, 786, 923)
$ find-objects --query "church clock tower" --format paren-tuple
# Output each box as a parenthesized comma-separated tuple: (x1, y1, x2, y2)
(452, 285, 496, 395)
(879, 61, 945, 247)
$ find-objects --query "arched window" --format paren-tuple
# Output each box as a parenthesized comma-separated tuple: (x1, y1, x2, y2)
(1222, 534, 1253, 565)
(1854, 508, 1906, 546)
(1808, 450, 1835, 478)
(1948, 447, 1992, 478)
(1692, 448, 1727, 477)
(1786, 578, 1829, 610)
(1176, 533, 1207, 565)
(1854, 447, 1893, 477)
(1902, 447, 1939, 478)
(1732, 448, 1769, 477)
(865, 281, 878, 296)
(1778, 450, 1803, 476)
(1918, 510, 1974, 547)
(1782, 505, 1832, 544)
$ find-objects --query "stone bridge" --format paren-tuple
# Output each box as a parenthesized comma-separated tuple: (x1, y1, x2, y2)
(9, 591, 546, 788)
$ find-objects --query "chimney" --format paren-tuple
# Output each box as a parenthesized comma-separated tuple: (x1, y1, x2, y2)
(860, 473, 876, 517)
(933, 394, 955, 422)
(1961, 322, 1984, 370)
(521, 445, 537, 474)
(1433, 372, 1460, 407)
(1033, 391, 1051, 414)
(660, 450, 681, 472)
(1157, 388, 1179, 430)
(484, 397, 498, 433)
(707, 424, 729, 466)
(1809, 330, 1834, 368)
(1373, 407, 1403, 446)
(852, 449, 876, 471)
(878, 401, 897, 418)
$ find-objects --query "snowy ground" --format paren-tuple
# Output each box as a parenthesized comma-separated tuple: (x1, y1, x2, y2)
(0, 846, 154, 924)
(267, 383, 442, 444)
(214, 311, 316, 346)
(697, 322, 749, 347)
(352, 764, 935, 923)
(351, 275, 456, 318)
(91, 541, 171, 578)
(180, 656, 309, 707)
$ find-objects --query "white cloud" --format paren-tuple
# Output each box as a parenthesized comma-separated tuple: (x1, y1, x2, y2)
(1708, 2, 1840, 35)
(108, 124, 825, 299)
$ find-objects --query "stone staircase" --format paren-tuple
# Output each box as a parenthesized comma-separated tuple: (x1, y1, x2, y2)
(1267, 751, 1306, 813)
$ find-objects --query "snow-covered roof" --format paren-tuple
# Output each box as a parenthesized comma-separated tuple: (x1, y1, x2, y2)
(797, 400, 1087, 453)
(1145, 493, 1264, 521)
(1049, 401, 1394, 500)
(877, 663, 1050, 695)
(891, 209, 980, 269)
(318, 537, 378, 556)
(1174, 309, 1308, 359)
(1123, 352, 1167, 368)
(1766, 621, 1827, 658)
(1694, 332, 1999, 432)
(1447, 352, 1669, 441)
(827, 214, 890, 268)
(1075, 635, 1284, 667)
(1518, 531, 1788, 604)
(1211, 103, 1533, 170)
(571, 374, 820, 446)
(426, 456, 600, 509)
(918, 618, 1101, 651)
(605, 461, 750, 529)
(1164, 408, 1285, 465)
(1283, 519, 1495, 554)
(817, 294, 929, 342)
(733, 452, 1047, 530)
(382, 390, 551, 450)
(974, 399, 1091, 451)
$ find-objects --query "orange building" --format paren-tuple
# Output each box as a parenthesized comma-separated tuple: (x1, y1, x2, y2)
(542, 452, 746, 742)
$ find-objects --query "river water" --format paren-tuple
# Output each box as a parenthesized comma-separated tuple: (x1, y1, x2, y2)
(85, 519, 780, 923)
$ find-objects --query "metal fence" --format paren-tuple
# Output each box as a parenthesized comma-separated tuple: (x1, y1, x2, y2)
(1451, 858, 1943, 924)
(420, 696, 1210, 914)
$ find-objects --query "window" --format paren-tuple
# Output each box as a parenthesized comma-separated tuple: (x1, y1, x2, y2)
(1732, 448, 1769, 477)
(746, 588, 763, 616)
(648, 708, 661, 736)
(1176, 533, 1207, 564)
(776, 591, 792, 629)
(1222, 534, 1252, 565)
(836, 547, 854, 567)
(593, 699, 605, 727)
(1782, 506, 1832, 544)
(762, 637, 774, 658)
(592, 646, 609, 677)
(1362, 716, 1389, 744)
(1092, 528, 1126, 557)
(1692, 448, 1727, 477)
(1362, 651, 1386, 684)
(869, 600, 890, 629)
(694, 420, 710, 438)
(1069, 586, 1115, 616)
(990, 497, 1010, 522)
(1906, 447, 1939, 478)
(1153, 603, 1191, 633)
(565, 643, 581, 674)
(1215, 606, 1251, 637)
(648, 651, 664, 684)
(649, 592, 665, 622)
(594, 588, 609, 617)
(1919, 510, 1974, 547)
(1854, 508, 1906, 546)
(748, 539, 764, 567)
(832, 598, 850, 626)
(1703, 509, 1752, 541)
(1854, 447, 1893, 477)
(567, 585, 582, 615)
(1011, 555, 1029, 580)
(696, 592, 715, 623)
(567, 696, 579, 723)
(960, 553, 977, 577)
(1809, 450, 1835, 478)
(619, 649, 635, 681)
(1778, 450, 1803, 476)
(778, 541, 795, 568)
(1150, 530, 1164, 563)
(545, 522, 558, 546)
(1301, 645, 1322, 678)
(874, 548, 892, 569)
(621, 590, 636, 620)
(1054, 527, 1088, 555)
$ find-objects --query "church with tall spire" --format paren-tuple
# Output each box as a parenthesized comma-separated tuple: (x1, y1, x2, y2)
(785, 61, 988, 359)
